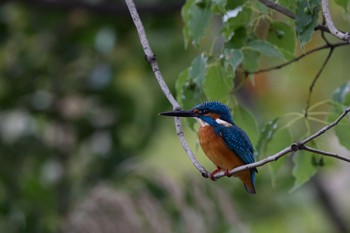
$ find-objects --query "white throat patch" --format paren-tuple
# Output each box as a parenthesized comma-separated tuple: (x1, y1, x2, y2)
(215, 118, 232, 127)
(195, 117, 232, 127)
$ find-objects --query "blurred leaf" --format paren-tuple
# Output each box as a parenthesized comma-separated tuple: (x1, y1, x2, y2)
(291, 146, 318, 192)
(255, 118, 279, 158)
(247, 40, 284, 58)
(295, 0, 320, 47)
(224, 27, 247, 48)
(204, 62, 233, 101)
(222, 4, 252, 41)
(241, 48, 260, 72)
(190, 53, 208, 86)
(267, 128, 292, 185)
(335, 0, 349, 12)
(332, 81, 350, 106)
(223, 48, 244, 73)
(177, 55, 208, 128)
(232, 105, 259, 145)
(182, 0, 212, 48)
(328, 81, 350, 150)
(176, 68, 189, 102)
(267, 21, 296, 60)
(211, 0, 227, 13)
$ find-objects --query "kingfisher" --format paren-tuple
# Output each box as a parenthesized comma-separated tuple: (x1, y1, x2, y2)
(160, 101, 257, 194)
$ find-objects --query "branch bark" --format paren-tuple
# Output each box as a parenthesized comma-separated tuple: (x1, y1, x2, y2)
(321, 0, 350, 42)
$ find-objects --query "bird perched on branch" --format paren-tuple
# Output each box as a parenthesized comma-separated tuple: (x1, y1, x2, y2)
(160, 101, 257, 194)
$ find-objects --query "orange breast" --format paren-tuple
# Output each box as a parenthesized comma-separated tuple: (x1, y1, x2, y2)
(198, 125, 250, 181)
(198, 125, 243, 170)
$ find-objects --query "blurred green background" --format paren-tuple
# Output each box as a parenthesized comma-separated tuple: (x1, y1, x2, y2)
(0, 0, 350, 233)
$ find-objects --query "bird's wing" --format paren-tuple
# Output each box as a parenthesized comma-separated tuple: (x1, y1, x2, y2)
(219, 125, 255, 165)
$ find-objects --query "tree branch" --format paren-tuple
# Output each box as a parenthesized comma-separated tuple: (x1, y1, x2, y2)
(321, 0, 350, 42)
(213, 107, 350, 179)
(124, 0, 208, 177)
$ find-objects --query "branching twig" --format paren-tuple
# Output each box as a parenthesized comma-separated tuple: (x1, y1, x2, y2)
(213, 107, 350, 179)
(321, 0, 350, 42)
(124, 0, 208, 177)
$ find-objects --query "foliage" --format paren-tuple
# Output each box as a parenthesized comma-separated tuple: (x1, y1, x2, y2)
(180, 0, 350, 191)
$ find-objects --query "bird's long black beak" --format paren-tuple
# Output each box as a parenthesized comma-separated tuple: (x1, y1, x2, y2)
(159, 110, 195, 117)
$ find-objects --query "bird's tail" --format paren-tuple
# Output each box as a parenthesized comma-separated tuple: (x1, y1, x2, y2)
(242, 169, 256, 194)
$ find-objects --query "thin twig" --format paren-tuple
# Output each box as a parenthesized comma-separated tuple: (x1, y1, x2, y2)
(213, 107, 350, 179)
(252, 42, 348, 74)
(258, 0, 295, 19)
(321, 0, 350, 42)
(124, 0, 208, 177)
(304, 47, 334, 117)
(303, 146, 350, 163)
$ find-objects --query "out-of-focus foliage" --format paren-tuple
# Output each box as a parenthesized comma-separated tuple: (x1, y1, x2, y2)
(0, 1, 188, 232)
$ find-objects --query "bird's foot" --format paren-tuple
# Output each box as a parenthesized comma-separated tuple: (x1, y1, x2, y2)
(209, 167, 221, 181)
(224, 169, 232, 177)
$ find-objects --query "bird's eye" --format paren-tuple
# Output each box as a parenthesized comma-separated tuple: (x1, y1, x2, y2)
(202, 109, 209, 114)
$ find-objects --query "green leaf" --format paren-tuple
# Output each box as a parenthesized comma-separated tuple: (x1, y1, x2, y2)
(327, 111, 350, 151)
(291, 149, 318, 192)
(204, 63, 233, 101)
(247, 40, 284, 58)
(267, 21, 296, 60)
(211, 0, 227, 13)
(223, 48, 244, 73)
(182, 0, 212, 48)
(222, 4, 252, 41)
(255, 118, 279, 158)
(224, 27, 247, 49)
(328, 81, 350, 150)
(177, 55, 208, 128)
(332, 81, 350, 106)
(232, 105, 259, 145)
(267, 128, 292, 185)
(176, 68, 190, 102)
(241, 48, 260, 72)
(190, 53, 208, 86)
(295, 0, 320, 47)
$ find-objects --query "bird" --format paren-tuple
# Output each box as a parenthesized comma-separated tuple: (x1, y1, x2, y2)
(160, 101, 257, 194)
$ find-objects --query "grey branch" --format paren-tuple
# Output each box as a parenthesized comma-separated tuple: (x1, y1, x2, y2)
(321, 0, 350, 42)
(124, 0, 208, 177)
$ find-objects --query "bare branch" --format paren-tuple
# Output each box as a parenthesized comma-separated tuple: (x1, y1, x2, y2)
(321, 0, 350, 42)
(213, 107, 350, 179)
(303, 146, 350, 163)
(304, 47, 334, 117)
(124, 0, 208, 177)
(252, 42, 349, 74)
